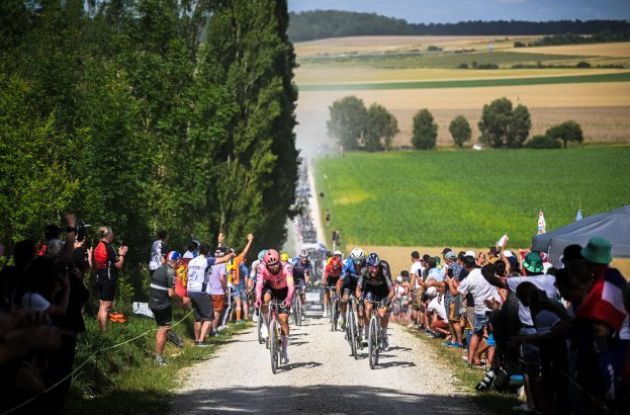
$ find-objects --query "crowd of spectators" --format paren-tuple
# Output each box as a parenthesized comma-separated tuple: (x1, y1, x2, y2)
(397, 238, 629, 414)
(0, 212, 259, 413)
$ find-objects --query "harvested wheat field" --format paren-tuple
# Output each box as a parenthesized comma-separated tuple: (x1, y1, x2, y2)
(510, 42, 630, 58)
(295, 35, 535, 57)
(388, 106, 630, 146)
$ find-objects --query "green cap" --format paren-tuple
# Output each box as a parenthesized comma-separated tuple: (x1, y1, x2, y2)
(581, 237, 612, 265)
(523, 251, 544, 274)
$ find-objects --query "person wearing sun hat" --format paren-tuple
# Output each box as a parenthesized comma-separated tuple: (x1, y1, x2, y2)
(522, 251, 544, 275)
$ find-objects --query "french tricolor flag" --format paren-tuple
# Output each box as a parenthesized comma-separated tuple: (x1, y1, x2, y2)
(577, 267, 628, 332)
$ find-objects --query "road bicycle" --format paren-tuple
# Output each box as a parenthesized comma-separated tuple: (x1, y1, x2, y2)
(367, 299, 388, 369)
(267, 299, 284, 374)
(344, 294, 361, 360)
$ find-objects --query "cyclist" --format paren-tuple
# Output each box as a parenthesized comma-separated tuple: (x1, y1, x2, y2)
(280, 252, 290, 264)
(291, 249, 312, 320)
(356, 253, 395, 351)
(321, 250, 345, 318)
(255, 249, 295, 364)
(337, 247, 366, 331)
(249, 250, 267, 323)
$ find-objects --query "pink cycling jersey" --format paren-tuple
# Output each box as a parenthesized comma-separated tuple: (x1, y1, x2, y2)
(255, 263, 295, 305)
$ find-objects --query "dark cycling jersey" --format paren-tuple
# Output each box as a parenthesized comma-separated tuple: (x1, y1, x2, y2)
(292, 264, 309, 281)
(358, 260, 393, 289)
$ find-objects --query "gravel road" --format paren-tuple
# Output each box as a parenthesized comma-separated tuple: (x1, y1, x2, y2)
(172, 310, 482, 415)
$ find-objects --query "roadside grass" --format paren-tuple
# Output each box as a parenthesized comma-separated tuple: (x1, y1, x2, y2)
(315, 147, 630, 248)
(298, 71, 630, 91)
(65, 308, 251, 415)
(406, 327, 520, 415)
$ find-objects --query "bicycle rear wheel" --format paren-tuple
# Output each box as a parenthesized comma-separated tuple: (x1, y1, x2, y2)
(368, 315, 378, 369)
(270, 320, 279, 374)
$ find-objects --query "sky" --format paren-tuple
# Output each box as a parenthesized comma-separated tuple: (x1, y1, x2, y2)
(288, 0, 630, 23)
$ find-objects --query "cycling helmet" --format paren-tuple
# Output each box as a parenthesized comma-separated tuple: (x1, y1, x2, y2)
(350, 247, 366, 264)
(333, 250, 343, 259)
(298, 249, 309, 258)
(264, 249, 280, 268)
(366, 253, 381, 267)
(280, 252, 289, 262)
(257, 250, 268, 261)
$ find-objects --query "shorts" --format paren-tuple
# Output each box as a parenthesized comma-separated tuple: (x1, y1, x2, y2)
(295, 278, 307, 293)
(326, 276, 340, 287)
(519, 327, 540, 366)
(412, 290, 423, 310)
(96, 276, 116, 302)
(473, 314, 488, 336)
(211, 294, 225, 314)
(231, 286, 248, 301)
(363, 284, 389, 305)
(341, 278, 358, 297)
(151, 306, 172, 327)
(262, 284, 290, 314)
(189, 292, 214, 321)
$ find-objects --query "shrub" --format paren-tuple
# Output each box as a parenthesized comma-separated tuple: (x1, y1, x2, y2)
(478, 97, 531, 148)
(458, 63, 469, 69)
(576, 61, 592, 68)
(546, 120, 584, 148)
(449, 115, 472, 148)
(526, 135, 562, 149)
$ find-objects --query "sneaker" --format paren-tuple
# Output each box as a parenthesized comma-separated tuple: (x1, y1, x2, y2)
(381, 338, 389, 351)
(301, 314, 306, 321)
(280, 347, 289, 364)
(195, 341, 211, 348)
(322, 309, 328, 318)
(154, 356, 167, 366)
(449, 342, 464, 348)
(261, 324, 269, 340)
(442, 341, 454, 347)
(252, 313, 259, 323)
(217, 325, 227, 332)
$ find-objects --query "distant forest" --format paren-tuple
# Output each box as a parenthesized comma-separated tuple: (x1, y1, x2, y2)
(289, 10, 630, 42)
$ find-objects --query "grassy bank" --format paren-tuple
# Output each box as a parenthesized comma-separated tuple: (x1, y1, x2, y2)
(407, 327, 520, 415)
(315, 147, 630, 248)
(64, 308, 250, 415)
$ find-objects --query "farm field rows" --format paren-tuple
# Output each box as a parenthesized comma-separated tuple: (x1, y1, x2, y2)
(295, 67, 621, 84)
(298, 71, 630, 91)
(508, 42, 630, 58)
(314, 148, 630, 249)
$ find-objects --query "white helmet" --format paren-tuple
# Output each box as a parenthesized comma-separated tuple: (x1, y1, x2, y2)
(350, 247, 366, 264)
(333, 250, 343, 259)
(426, 286, 438, 298)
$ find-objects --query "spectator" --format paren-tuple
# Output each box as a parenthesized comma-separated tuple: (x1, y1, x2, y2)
(427, 284, 450, 338)
(93, 226, 128, 331)
(409, 251, 424, 327)
(446, 261, 500, 368)
(149, 251, 180, 366)
(149, 230, 168, 277)
(443, 250, 465, 348)
(187, 242, 235, 346)
(207, 247, 228, 334)
(226, 234, 255, 322)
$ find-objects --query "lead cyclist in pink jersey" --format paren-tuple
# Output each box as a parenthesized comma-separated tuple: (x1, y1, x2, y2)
(255, 249, 295, 363)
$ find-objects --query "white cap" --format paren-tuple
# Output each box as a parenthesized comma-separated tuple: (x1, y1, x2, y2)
(503, 250, 514, 258)
(465, 250, 476, 258)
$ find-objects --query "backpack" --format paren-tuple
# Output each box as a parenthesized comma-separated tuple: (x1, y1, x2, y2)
(174, 259, 189, 299)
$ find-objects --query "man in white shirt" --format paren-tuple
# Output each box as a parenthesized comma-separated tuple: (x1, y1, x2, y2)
(446, 264, 500, 367)
(427, 286, 449, 337)
(408, 251, 425, 327)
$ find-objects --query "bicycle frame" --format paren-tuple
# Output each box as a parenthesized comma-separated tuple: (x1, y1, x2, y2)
(267, 299, 283, 374)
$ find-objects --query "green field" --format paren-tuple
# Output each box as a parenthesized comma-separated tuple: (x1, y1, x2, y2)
(298, 71, 630, 91)
(315, 148, 630, 248)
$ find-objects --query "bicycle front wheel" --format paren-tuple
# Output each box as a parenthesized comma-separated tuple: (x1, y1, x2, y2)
(368, 315, 379, 369)
(349, 307, 357, 359)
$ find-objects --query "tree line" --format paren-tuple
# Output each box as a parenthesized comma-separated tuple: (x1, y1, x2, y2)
(288, 10, 630, 42)
(0, 1, 298, 277)
(328, 96, 583, 150)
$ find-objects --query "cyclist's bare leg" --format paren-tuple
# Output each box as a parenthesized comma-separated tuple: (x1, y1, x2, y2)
(261, 292, 272, 326)
(378, 306, 389, 337)
(322, 288, 330, 315)
(340, 292, 349, 318)
(279, 312, 290, 360)
(363, 301, 373, 337)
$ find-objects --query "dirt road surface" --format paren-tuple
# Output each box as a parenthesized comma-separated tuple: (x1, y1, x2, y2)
(172, 311, 481, 415)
